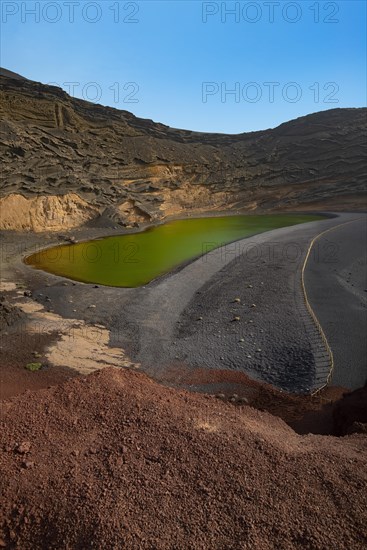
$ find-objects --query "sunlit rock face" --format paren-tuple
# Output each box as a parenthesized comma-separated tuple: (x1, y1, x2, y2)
(1, 69, 366, 231)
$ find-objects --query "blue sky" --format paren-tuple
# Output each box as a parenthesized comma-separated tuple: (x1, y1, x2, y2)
(1, 0, 366, 133)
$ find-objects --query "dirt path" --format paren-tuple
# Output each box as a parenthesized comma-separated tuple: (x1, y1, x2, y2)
(305, 216, 367, 389)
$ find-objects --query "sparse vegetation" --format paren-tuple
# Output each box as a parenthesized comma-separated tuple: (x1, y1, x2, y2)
(25, 362, 42, 372)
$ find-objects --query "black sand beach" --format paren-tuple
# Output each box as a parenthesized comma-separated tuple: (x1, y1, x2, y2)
(1, 212, 366, 394)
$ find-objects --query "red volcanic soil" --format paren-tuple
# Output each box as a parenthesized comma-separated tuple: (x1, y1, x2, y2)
(0, 294, 78, 400)
(0, 330, 78, 400)
(1, 368, 366, 550)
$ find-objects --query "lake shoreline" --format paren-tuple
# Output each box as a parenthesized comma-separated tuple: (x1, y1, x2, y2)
(1, 211, 365, 397)
(24, 213, 325, 287)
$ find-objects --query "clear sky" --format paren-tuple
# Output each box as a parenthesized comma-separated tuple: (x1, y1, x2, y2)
(1, 0, 366, 133)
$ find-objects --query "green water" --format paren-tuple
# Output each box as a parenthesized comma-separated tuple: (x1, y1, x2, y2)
(25, 214, 322, 287)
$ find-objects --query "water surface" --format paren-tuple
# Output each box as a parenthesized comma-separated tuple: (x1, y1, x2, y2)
(25, 214, 322, 287)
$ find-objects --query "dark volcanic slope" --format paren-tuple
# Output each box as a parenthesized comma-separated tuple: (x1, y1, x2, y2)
(0, 68, 366, 229)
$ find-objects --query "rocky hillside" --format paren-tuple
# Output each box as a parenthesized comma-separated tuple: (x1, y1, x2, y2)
(1, 68, 366, 231)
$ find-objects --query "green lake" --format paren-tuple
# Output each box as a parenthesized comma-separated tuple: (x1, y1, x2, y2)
(25, 214, 322, 287)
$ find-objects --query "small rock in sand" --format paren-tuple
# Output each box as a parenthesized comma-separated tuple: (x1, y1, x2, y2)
(21, 461, 34, 469)
(239, 397, 249, 404)
(16, 441, 31, 454)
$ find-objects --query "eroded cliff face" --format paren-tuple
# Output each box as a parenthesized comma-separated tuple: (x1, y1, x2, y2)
(1, 69, 366, 231)
(0, 193, 98, 232)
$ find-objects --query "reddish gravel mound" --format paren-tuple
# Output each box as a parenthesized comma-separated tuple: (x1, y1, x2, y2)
(1, 368, 367, 549)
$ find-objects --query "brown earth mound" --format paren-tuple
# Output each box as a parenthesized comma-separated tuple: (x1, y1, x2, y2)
(333, 384, 367, 436)
(1, 368, 366, 549)
(1, 70, 366, 230)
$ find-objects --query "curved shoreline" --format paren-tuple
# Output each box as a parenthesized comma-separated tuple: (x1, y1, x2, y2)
(1, 211, 366, 394)
(22, 213, 324, 288)
(116, 211, 365, 393)
(103, 212, 365, 393)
